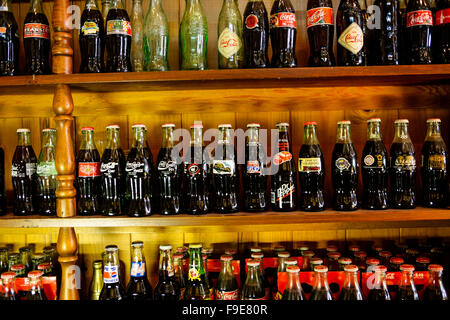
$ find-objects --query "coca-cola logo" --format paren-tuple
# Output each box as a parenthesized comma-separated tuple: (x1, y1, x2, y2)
(436, 9, 450, 26)
(100, 162, 118, 175)
(125, 161, 145, 174)
(220, 38, 239, 49)
(270, 12, 297, 28)
(344, 30, 363, 44)
(245, 14, 258, 29)
(307, 10, 325, 26)
(407, 10, 433, 27)
(306, 7, 333, 28)
(273, 151, 292, 165)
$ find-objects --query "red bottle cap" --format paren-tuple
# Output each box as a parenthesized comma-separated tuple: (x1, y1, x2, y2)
(428, 264, 444, 272)
(247, 259, 260, 267)
(202, 254, 208, 260)
(190, 123, 203, 128)
(285, 258, 298, 265)
(220, 254, 233, 262)
(400, 264, 415, 272)
(37, 262, 51, 270)
(251, 252, 264, 259)
(390, 257, 404, 265)
(81, 127, 94, 131)
(304, 121, 317, 126)
(348, 245, 360, 252)
(1, 272, 16, 281)
(314, 265, 328, 273)
(10, 264, 25, 271)
(355, 251, 367, 258)
(172, 253, 184, 259)
(302, 250, 315, 257)
(28, 270, 43, 279)
(373, 265, 388, 273)
(176, 247, 184, 253)
(201, 248, 213, 254)
(277, 251, 290, 258)
(326, 245, 338, 252)
(287, 265, 300, 273)
(225, 249, 237, 255)
(416, 257, 430, 264)
(311, 257, 323, 265)
(328, 252, 342, 259)
(379, 251, 392, 258)
(338, 257, 352, 264)
(162, 123, 176, 128)
(344, 265, 359, 272)
(366, 258, 380, 266)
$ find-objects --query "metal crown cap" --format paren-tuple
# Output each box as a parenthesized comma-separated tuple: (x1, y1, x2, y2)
(159, 245, 172, 250)
(344, 265, 359, 272)
(373, 265, 388, 273)
(337, 120, 351, 125)
(314, 265, 328, 272)
(247, 123, 261, 128)
(189, 243, 202, 249)
(247, 259, 260, 267)
(277, 251, 290, 258)
(81, 127, 94, 131)
(106, 125, 120, 129)
(218, 124, 232, 128)
(285, 258, 298, 265)
(400, 264, 415, 272)
(287, 265, 300, 273)
(367, 118, 381, 122)
(28, 270, 43, 278)
(132, 123, 147, 129)
(220, 254, 233, 261)
(276, 122, 289, 127)
(42, 128, 56, 132)
(428, 264, 444, 272)
(394, 119, 409, 124)
(427, 118, 441, 123)
(162, 123, 176, 128)
(304, 121, 317, 126)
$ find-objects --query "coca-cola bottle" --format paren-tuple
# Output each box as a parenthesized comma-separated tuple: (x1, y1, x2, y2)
(367, 265, 391, 300)
(183, 123, 210, 215)
(336, 0, 365, 66)
(202, 254, 214, 300)
(362, 118, 389, 210)
(143, 0, 169, 71)
(269, 0, 297, 67)
(25, 270, 46, 300)
(310, 257, 324, 271)
(243, 0, 269, 68)
(242, 259, 266, 300)
(23, 0, 50, 75)
(157, 124, 182, 215)
(37, 128, 57, 216)
(0, 0, 19, 76)
(0, 272, 16, 300)
(374, 0, 400, 64)
(306, 0, 335, 66)
(423, 264, 448, 300)
(76, 127, 102, 216)
(339, 264, 364, 300)
(184, 244, 210, 300)
(126, 124, 153, 217)
(213, 124, 238, 213)
(327, 252, 342, 271)
(310, 265, 333, 300)
(216, 254, 239, 300)
(390, 119, 416, 209)
(251, 252, 270, 299)
(399, 0, 409, 64)
(271, 123, 296, 211)
(218, 0, 244, 69)
(397, 264, 419, 300)
(338, 257, 352, 271)
(154, 245, 179, 300)
(282, 265, 305, 300)
(416, 256, 430, 271)
(434, 0, 450, 63)
(12, 128, 38, 216)
(405, 0, 433, 64)
(421, 119, 448, 208)
(244, 123, 267, 212)
(173, 253, 186, 299)
(301, 250, 314, 271)
(100, 245, 126, 300)
(379, 251, 392, 267)
(126, 241, 152, 301)
(332, 120, 358, 211)
(298, 122, 325, 212)
(273, 251, 290, 300)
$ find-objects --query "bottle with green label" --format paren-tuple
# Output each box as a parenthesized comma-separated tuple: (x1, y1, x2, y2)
(218, 0, 244, 69)
(37, 128, 57, 216)
(184, 244, 210, 300)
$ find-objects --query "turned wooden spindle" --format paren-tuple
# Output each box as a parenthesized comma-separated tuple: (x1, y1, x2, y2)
(52, 0, 79, 300)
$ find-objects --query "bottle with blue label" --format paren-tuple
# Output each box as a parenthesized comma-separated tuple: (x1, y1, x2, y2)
(0, 0, 18, 76)
(126, 241, 152, 300)
(100, 245, 126, 300)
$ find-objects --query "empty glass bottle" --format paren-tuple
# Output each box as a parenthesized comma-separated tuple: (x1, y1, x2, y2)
(99, 245, 126, 300)
(154, 245, 179, 300)
(282, 265, 305, 300)
(89, 260, 103, 300)
(184, 244, 210, 300)
(242, 259, 266, 300)
(397, 264, 419, 301)
(339, 264, 364, 300)
(310, 265, 333, 300)
(218, 0, 244, 69)
(143, 0, 169, 71)
(367, 265, 391, 301)
(126, 241, 152, 300)
(25, 270, 47, 300)
(37, 128, 57, 216)
(216, 254, 239, 300)
(130, 0, 144, 71)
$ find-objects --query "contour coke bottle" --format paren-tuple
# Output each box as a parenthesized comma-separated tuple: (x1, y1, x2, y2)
(215, 254, 239, 300)
(434, 0, 450, 63)
(243, 0, 269, 68)
(405, 0, 433, 64)
(242, 259, 266, 300)
(0, 0, 19, 76)
(36, 128, 57, 216)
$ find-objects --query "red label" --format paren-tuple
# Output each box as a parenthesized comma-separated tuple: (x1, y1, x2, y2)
(407, 10, 433, 27)
(270, 12, 297, 28)
(273, 151, 293, 165)
(245, 14, 259, 29)
(24, 23, 50, 39)
(42, 276, 57, 300)
(306, 7, 333, 28)
(216, 289, 239, 300)
(78, 162, 101, 177)
(436, 8, 450, 25)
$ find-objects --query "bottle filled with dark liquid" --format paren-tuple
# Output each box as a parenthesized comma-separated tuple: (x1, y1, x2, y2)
(157, 124, 182, 215)
(405, 0, 433, 64)
(23, 0, 50, 75)
(154, 245, 179, 300)
(105, 0, 132, 72)
(126, 124, 153, 217)
(213, 124, 238, 213)
(126, 241, 152, 300)
(25, 270, 46, 300)
(183, 123, 210, 215)
(99, 245, 126, 300)
(390, 119, 416, 209)
(251, 252, 270, 299)
(173, 253, 186, 299)
(298, 122, 325, 211)
(397, 264, 419, 301)
(242, 259, 266, 300)
(244, 123, 267, 212)
(36, 128, 57, 216)
(421, 119, 448, 208)
(434, 0, 450, 63)
(12, 128, 38, 216)
(243, 0, 269, 68)
(0, 272, 16, 300)
(339, 264, 364, 300)
(0, 0, 19, 76)
(216, 254, 239, 300)
(282, 265, 305, 300)
(184, 244, 210, 300)
(332, 120, 358, 211)
(367, 265, 391, 300)
(362, 118, 389, 209)
(310, 265, 334, 300)
(76, 127, 102, 216)
(80, 0, 105, 73)
(374, 0, 400, 65)
(423, 264, 448, 301)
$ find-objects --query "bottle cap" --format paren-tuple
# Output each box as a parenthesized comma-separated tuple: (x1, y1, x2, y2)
(373, 246, 384, 252)
(42, 128, 56, 132)
(296, 245, 309, 251)
(162, 123, 176, 128)
(173, 253, 183, 260)
(303, 250, 315, 257)
(81, 127, 94, 131)
(304, 121, 317, 126)
(400, 264, 415, 272)
(277, 251, 290, 258)
(390, 257, 404, 265)
(247, 123, 260, 128)
(131, 241, 144, 248)
(416, 257, 430, 264)
(17, 128, 31, 133)
(132, 123, 147, 129)
(189, 243, 202, 249)
(190, 123, 203, 128)
(159, 245, 172, 250)
(106, 125, 120, 129)
(250, 247, 262, 253)
(344, 265, 359, 272)
(287, 265, 300, 273)
(10, 264, 25, 271)
(251, 252, 264, 259)
(276, 122, 289, 127)
(379, 251, 392, 258)
(394, 119, 409, 124)
(218, 124, 232, 128)
(285, 258, 298, 265)
(427, 118, 441, 123)
(202, 254, 208, 260)
(431, 247, 444, 254)
(314, 265, 328, 273)
(220, 254, 233, 262)
(225, 249, 237, 255)
(28, 270, 43, 279)
(355, 251, 367, 258)
(37, 263, 51, 270)
(201, 248, 213, 254)
(428, 264, 444, 272)
(338, 257, 352, 265)
(348, 245, 360, 252)
(247, 259, 260, 267)
(1, 272, 16, 281)
(273, 246, 285, 252)
(326, 245, 338, 252)
(367, 118, 381, 122)
(19, 247, 31, 253)
(406, 248, 419, 255)
(310, 257, 323, 265)
(176, 247, 184, 253)
(105, 245, 119, 252)
(366, 258, 380, 266)
(337, 120, 351, 125)
(328, 252, 342, 259)
(373, 265, 388, 273)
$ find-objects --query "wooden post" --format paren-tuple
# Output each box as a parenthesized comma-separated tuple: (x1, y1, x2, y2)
(52, 0, 79, 300)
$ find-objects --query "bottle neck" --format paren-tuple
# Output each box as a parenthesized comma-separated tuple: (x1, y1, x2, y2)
(42, 131, 56, 148)
(247, 127, 259, 144)
(219, 128, 233, 145)
(286, 272, 301, 291)
(131, 128, 147, 148)
(0, 0, 10, 11)
(159, 250, 174, 279)
(188, 248, 204, 281)
(17, 132, 31, 147)
(400, 271, 414, 287)
(149, 0, 162, 7)
(373, 271, 388, 289)
(93, 266, 102, 278)
(132, 0, 142, 15)
(303, 125, 319, 145)
(186, 0, 202, 10)
(313, 272, 330, 290)
(110, 0, 124, 9)
(131, 247, 145, 264)
(393, 124, 411, 143)
(80, 131, 97, 151)
(30, 278, 42, 291)
(220, 260, 233, 277)
(428, 271, 443, 287)
(425, 123, 442, 141)
(106, 129, 121, 150)
(173, 258, 182, 275)
(246, 265, 261, 285)
(343, 271, 359, 288)
(190, 127, 203, 146)
(103, 251, 120, 269)
(85, 0, 100, 10)
(367, 122, 382, 141)
(29, 0, 43, 13)
(162, 127, 174, 148)
(336, 125, 352, 143)
(277, 258, 286, 272)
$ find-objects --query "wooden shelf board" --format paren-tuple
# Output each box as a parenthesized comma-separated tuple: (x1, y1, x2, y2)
(0, 207, 449, 230)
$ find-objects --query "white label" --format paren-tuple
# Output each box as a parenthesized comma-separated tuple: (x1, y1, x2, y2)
(338, 22, 364, 54)
(218, 27, 242, 59)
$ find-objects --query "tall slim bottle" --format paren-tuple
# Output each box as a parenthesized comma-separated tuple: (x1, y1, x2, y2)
(0, 0, 19, 76)
(37, 128, 57, 216)
(243, 0, 269, 68)
(99, 245, 126, 300)
(143, 0, 169, 71)
(218, 0, 244, 69)
(89, 260, 103, 300)
(184, 244, 210, 300)
(154, 245, 179, 300)
(130, 0, 144, 71)
(80, 0, 105, 73)
(375, 0, 400, 64)
(126, 241, 152, 300)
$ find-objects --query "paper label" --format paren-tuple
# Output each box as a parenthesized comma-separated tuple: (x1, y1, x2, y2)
(216, 289, 239, 300)
(24, 23, 50, 39)
(218, 27, 242, 59)
(407, 10, 433, 27)
(338, 22, 364, 54)
(213, 160, 235, 175)
(428, 154, 446, 170)
(270, 12, 297, 28)
(246, 160, 261, 174)
(81, 21, 99, 35)
(335, 157, 351, 171)
(106, 20, 132, 36)
(436, 9, 450, 25)
(186, 163, 201, 176)
(103, 265, 119, 284)
(78, 162, 101, 177)
(130, 261, 146, 277)
(306, 7, 333, 28)
(298, 158, 321, 172)
(37, 161, 57, 177)
(245, 14, 259, 29)
(273, 183, 295, 203)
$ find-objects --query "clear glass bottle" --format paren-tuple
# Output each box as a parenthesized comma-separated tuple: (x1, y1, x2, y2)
(397, 264, 419, 301)
(423, 264, 448, 301)
(339, 264, 364, 300)
(130, 0, 144, 72)
(154, 245, 179, 300)
(25, 270, 47, 300)
(126, 241, 152, 300)
(0, 247, 8, 274)
(273, 251, 290, 300)
(37, 128, 57, 216)
(310, 265, 333, 300)
(301, 250, 315, 271)
(216, 254, 239, 300)
(99, 245, 126, 300)
(251, 252, 270, 299)
(282, 265, 305, 300)
(19, 246, 32, 274)
(218, 0, 244, 69)
(143, 0, 169, 71)
(0, 272, 16, 300)
(242, 259, 266, 300)
(202, 253, 214, 299)
(367, 265, 391, 301)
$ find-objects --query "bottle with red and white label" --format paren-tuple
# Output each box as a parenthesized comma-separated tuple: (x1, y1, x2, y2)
(434, 0, 450, 63)
(23, 0, 50, 74)
(243, 0, 269, 68)
(76, 127, 102, 216)
(216, 254, 239, 300)
(242, 259, 266, 300)
(126, 241, 152, 301)
(270, 0, 297, 68)
(405, 0, 433, 64)
(218, 0, 244, 69)
(100, 245, 126, 300)
(244, 123, 267, 212)
(298, 122, 325, 212)
(306, 0, 336, 66)
(271, 122, 297, 212)
(336, 0, 366, 66)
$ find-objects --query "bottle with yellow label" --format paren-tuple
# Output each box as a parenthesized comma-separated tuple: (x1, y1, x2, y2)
(184, 243, 210, 300)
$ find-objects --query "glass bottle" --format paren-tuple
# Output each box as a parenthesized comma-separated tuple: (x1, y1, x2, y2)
(216, 254, 239, 300)
(301, 250, 315, 271)
(130, 0, 144, 72)
(389, 257, 404, 272)
(202, 253, 214, 299)
(218, 0, 244, 69)
(37, 128, 57, 216)
(367, 265, 391, 301)
(327, 252, 341, 271)
(273, 251, 290, 300)
(0, 0, 19, 76)
(379, 251, 392, 267)
(154, 245, 179, 300)
(0, 247, 8, 274)
(19, 247, 32, 274)
(8, 253, 20, 270)
(397, 264, 419, 301)
(310, 265, 333, 300)
(99, 245, 126, 300)
(180, 0, 208, 70)
(423, 264, 448, 301)
(339, 264, 364, 300)
(338, 257, 352, 271)
(25, 270, 47, 300)
(101, 0, 111, 22)
(310, 257, 323, 271)
(242, 259, 266, 300)
(126, 241, 152, 300)
(173, 253, 186, 299)
(143, 0, 169, 71)
(89, 260, 103, 300)
(184, 244, 210, 300)
(416, 256, 430, 271)
(251, 252, 270, 299)
(31, 253, 45, 271)
(282, 265, 305, 300)
(0, 272, 16, 300)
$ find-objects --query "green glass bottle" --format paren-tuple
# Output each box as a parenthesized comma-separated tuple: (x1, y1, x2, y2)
(217, 0, 243, 69)
(184, 244, 210, 300)
(37, 128, 57, 216)
(143, 0, 169, 71)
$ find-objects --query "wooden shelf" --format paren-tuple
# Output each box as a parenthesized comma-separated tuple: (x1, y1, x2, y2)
(0, 207, 449, 231)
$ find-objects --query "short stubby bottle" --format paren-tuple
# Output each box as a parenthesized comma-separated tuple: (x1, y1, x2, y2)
(367, 265, 391, 301)
(76, 127, 102, 216)
(310, 265, 333, 300)
(339, 264, 364, 300)
(282, 265, 305, 300)
(126, 241, 152, 300)
(157, 123, 182, 215)
(37, 128, 57, 216)
(423, 264, 448, 301)
(250, 252, 270, 299)
(298, 122, 325, 211)
(213, 124, 239, 213)
(242, 259, 266, 300)
(389, 119, 416, 209)
(397, 264, 419, 301)
(126, 124, 154, 217)
(184, 244, 210, 300)
(361, 118, 388, 210)
(154, 245, 180, 300)
(216, 254, 239, 300)
(25, 270, 46, 300)
(100, 245, 126, 300)
(332, 120, 358, 211)
(244, 123, 268, 212)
